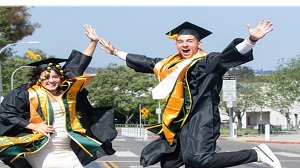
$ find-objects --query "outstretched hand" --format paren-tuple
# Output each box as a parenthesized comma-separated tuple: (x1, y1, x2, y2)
(99, 38, 117, 55)
(84, 24, 99, 42)
(247, 18, 273, 41)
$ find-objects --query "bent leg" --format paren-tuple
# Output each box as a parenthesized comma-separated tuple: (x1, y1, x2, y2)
(180, 112, 220, 167)
(140, 135, 181, 167)
(160, 135, 184, 168)
(207, 149, 257, 168)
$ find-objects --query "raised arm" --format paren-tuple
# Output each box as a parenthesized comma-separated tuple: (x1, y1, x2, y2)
(98, 37, 129, 61)
(99, 38, 119, 56)
(63, 24, 100, 78)
(246, 18, 273, 44)
(98, 37, 163, 73)
(235, 18, 273, 55)
(212, 18, 274, 74)
(82, 24, 99, 56)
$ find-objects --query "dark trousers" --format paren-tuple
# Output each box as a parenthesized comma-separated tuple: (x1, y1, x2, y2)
(1, 156, 32, 168)
(161, 145, 257, 168)
(205, 149, 258, 168)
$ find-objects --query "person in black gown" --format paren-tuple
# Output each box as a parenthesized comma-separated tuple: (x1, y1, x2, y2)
(98, 19, 281, 168)
(0, 24, 117, 168)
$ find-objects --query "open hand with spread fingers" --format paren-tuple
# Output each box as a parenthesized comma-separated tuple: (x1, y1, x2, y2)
(99, 38, 118, 55)
(247, 18, 274, 43)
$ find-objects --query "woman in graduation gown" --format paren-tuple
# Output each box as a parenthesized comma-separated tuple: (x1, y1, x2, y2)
(98, 19, 281, 168)
(0, 24, 117, 168)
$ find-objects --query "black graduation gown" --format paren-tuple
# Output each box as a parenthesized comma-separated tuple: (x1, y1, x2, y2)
(0, 50, 117, 167)
(125, 38, 253, 167)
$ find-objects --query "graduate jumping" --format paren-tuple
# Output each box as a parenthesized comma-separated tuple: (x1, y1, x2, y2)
(99, 18, 281, 168)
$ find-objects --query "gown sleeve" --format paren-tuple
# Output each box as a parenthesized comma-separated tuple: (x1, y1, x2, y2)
(126, 53, 163, 73)
(62, 49, 93, 78)
(0, 85, 30, 136)
(200, 38, 254, 75)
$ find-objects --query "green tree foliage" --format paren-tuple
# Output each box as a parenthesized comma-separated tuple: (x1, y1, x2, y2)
(220, 80, 272, 129)
(220, 54, 300, 130)
(0, 6, 40, 95)
(248, 82, 273, 125)
(234, 82, 259, 129)
(220, 66, 267, 129)
(0, 6, 40, 48)
(86, 63, 158, 124)
(2, 56, 31, 91)
(265, 56, 300, 125)
(226, 65, 255, 82)
(1, 48, 49, 95)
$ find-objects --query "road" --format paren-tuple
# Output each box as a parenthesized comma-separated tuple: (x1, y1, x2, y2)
(218, 139, 300, 168)
(1, 135, 300, 167)
(97, 135, 300, 168)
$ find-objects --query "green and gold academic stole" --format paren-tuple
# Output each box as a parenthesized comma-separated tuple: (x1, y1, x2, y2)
(149, 51, 207, 145)
(63, 76, 102, 157)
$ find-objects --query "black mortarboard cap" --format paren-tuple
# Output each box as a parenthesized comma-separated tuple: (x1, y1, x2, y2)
(166, 21, 212, 41)
(28, 58, 68, 67)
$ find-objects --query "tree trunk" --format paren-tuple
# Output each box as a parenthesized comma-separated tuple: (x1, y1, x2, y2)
(125, 113, 135, 125)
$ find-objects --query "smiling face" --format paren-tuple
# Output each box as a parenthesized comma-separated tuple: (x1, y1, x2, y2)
(175, 35, 202, 59)
(39, 69, 62, 93)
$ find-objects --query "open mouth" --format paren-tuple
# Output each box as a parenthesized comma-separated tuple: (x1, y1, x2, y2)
(182, 49, 190, 53)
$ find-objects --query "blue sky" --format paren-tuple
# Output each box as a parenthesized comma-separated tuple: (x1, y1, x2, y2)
(7, 6, 300, 71)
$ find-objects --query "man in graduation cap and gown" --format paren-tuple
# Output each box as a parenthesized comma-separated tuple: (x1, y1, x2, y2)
(98, 19, 281, 168)
(0, 24, 117, 168)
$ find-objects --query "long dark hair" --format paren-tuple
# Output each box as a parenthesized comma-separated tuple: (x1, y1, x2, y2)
(26, 65, 63, 89)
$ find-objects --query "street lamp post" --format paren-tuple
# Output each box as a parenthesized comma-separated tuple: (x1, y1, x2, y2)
(11, 66, 31, 90)
(0, 41, 39, 54)
(0, 41, 39, 94)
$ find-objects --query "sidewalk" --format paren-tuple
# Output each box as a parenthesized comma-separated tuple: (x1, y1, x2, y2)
(219, 133, 300, 144)
(148, 131, 300, 144)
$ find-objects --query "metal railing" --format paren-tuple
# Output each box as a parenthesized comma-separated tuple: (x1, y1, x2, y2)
(115, 124, 156, 140)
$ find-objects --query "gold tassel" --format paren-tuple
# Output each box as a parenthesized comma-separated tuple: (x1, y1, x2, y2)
(167, 32, 178, 40)
(27, 50, 42, 60)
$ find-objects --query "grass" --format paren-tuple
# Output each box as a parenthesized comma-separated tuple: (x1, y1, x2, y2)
(220, 128, 257, 137)
(220, 127, 298, 137)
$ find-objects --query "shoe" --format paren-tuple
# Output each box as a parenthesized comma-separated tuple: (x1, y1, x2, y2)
(252, 144, 282, 168)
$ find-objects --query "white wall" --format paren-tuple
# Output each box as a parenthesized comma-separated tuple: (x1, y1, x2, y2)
(241, 108, 300, 130)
